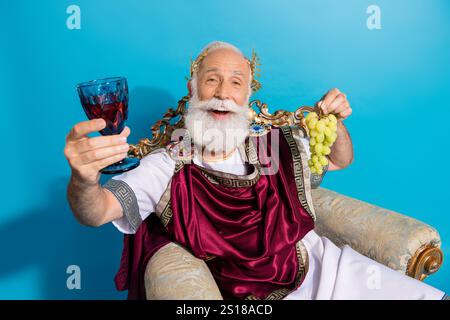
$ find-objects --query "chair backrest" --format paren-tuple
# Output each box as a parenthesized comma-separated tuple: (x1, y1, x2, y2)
(128, 95, 317, 159)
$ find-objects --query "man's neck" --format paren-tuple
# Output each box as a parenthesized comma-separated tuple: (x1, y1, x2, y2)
(199, 147, 237, 163)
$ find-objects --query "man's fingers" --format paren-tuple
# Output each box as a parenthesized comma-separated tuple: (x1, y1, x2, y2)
(119, 126, 131, 137)
(339, 106, 352, 119)
(76, 152, 128, 177)
(333, 101, 350, 115)
(327, 95, 347, 114)
(76, 134, 128, 154)
(67, 119, 106, 141)
(321, 88, 342, 113)
(78, 144, 130, 165)
(90, 152, 129, 171)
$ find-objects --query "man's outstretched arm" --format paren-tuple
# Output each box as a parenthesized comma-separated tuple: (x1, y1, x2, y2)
(64, 119, 130, 226)
(67, 174, 123, 227)
(315, 88, 354, 171)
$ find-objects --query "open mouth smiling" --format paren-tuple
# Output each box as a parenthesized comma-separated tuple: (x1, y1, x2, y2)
(210, 110, 230, 115)
(209, 109, 232, 119)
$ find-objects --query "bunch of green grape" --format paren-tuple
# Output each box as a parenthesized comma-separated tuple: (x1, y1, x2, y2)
(304, 112, 338, 175)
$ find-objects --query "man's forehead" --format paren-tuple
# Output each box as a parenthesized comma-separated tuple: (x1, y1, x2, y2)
(199, 49, 250, 76)
(204, 67, 245, 76)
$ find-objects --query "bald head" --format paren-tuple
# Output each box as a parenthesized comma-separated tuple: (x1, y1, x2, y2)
(198, 48, 251, 84)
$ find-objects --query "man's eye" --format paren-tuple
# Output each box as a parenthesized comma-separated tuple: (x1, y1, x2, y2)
(233, 81, 241, 86)
(207, 79, 217, 83)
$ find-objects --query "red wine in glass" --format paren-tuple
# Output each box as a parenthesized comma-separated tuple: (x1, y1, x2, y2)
(82, 95, 127, 135)
(76, 77, 140, 174)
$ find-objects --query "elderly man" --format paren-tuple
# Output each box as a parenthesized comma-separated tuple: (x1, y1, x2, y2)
(64, 41, 447, 300)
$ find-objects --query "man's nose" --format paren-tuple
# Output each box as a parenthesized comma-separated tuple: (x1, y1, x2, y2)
(214, 81, 231, 100)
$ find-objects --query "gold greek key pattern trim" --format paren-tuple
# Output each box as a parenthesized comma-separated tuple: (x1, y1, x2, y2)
(192, 138, 261, 188)
(103, 179, 142, 232)
(154, 159, 186, 229)
(290, 125, 318, 219)
(197, 164, 261, 188)
(174, 160, 185, 173)
(245, 241, 309, 300)
(155, 183, 173, 229)
(246, 138, 259, 165)
(159, 201, 173, 228)
(279, 126, 316, 221)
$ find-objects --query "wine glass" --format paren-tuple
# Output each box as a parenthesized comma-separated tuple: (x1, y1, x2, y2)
(76, 76, 140, 174)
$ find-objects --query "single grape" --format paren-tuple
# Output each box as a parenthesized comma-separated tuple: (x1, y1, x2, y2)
(316, 120, 326, 132)
(308, 118, 318, 130)
(314, 162, 322, 172)
(325, 132, 337, 144)
(306, 112, 318, 121)
(328, 121, 337, 131)
(328, 114, 337, 123)
(314, 143, 323, 154)
(316, 133, 325, 143)
(319, 155, 328, 166)
(312, 155, 320, 164)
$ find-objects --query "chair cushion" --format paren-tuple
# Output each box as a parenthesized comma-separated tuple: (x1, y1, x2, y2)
(144, 242, 223, 300)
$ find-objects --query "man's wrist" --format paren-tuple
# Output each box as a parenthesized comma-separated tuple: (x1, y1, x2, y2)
(70, 171, 100, 189)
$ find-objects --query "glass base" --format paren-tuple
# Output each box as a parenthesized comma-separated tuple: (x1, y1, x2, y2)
(100, 157, 140, 174)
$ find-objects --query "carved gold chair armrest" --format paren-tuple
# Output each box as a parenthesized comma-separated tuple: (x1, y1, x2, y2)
(311, 187, 443, 280)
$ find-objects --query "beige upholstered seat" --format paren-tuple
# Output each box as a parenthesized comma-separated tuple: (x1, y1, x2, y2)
(144, 242, 223, 300)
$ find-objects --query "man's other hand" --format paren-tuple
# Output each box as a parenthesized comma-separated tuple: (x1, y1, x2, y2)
(316, 88, 352, 120)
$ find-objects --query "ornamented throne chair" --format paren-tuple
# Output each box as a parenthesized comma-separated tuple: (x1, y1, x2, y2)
(128, 96, 444, 300)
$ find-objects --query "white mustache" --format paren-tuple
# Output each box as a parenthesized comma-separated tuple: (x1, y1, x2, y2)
(195, 97, 241, 113)
(185, 95, 250, 154)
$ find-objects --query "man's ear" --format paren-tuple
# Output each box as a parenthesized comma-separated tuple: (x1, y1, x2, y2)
(187, 80, 193, 98)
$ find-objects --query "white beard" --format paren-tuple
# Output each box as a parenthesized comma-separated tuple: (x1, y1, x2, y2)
(184, 92, 250, 155)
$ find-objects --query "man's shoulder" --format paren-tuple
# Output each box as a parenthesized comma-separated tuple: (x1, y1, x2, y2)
(106, 147, 175, 193)
(127, 147, 177, 177)
(142, 147, 175, 163)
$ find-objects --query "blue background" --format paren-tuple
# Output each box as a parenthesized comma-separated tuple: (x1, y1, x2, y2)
(0, 0, 448, 299)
